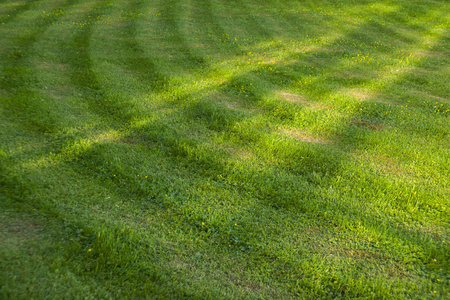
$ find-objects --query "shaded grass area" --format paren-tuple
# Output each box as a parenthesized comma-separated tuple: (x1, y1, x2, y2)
(1, 0, 449, 298)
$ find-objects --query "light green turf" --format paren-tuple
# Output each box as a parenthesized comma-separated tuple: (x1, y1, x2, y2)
(1, 0, 449, 298)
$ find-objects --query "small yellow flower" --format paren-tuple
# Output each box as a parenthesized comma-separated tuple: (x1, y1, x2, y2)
(433, 291, 436, 294)
(202, 222, 204, 226)
(235, 223, 237, 226)
(433, 259, 437, 262)
(88, 249, 92, 252)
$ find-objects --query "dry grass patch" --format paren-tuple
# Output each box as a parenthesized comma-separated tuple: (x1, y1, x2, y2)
(342, 248, 408, 277)
(225, 146, 255, 161)
(412, 90, 449, 104)
(0, 88, 12, 99)
(278, 91, 330, 109)
(227, 275, 264, 295)
(91, 130, 122, 144)
(3, 220, 39, 237)
(0, 213, 42, 250)
(214, 94, 241, 110)
(191, 42, 209, 49)
(351, 118, 384, 130)
(344, 88, 378, 101)
(102, 18, 127, 26)
(222, 101, 240, 110)
(212, 92, 247, 111)
(372, 155, 403, 175)
(32, 60, 69, 72)
(352, 152, 407, 177)
(412, 49, 447, 58)
(120, 136, 141, 146)
(280, 128, 332, 144)
(43, 85, 77, 100)
(299, 46, 341, 53)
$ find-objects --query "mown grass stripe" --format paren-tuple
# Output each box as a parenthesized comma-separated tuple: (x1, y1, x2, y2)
(214, 0, 274, 42)
(65, 0, 135, 123)
(189, 0, 243, 56)
(156, 0, 207, 70)
(118, 0, 168, 91)
(0, 0, 81, 132)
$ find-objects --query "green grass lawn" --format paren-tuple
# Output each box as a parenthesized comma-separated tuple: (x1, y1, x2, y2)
(1, 0, 449, 298)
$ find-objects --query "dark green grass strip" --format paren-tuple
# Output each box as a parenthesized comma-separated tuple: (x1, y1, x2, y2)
(183, 0, 242, 57)
(120, 0, 168, 91)
(201, 0, 243, 54)
(66, 0, 134, 123)
(219, 0, 271, 41)
(214, 0, 274, 42)
(0, 0, 80, 132)
(156, 0, 206, 70)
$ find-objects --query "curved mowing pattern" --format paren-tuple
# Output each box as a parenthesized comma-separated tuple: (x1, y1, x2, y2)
(1, 0, 449, 298)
